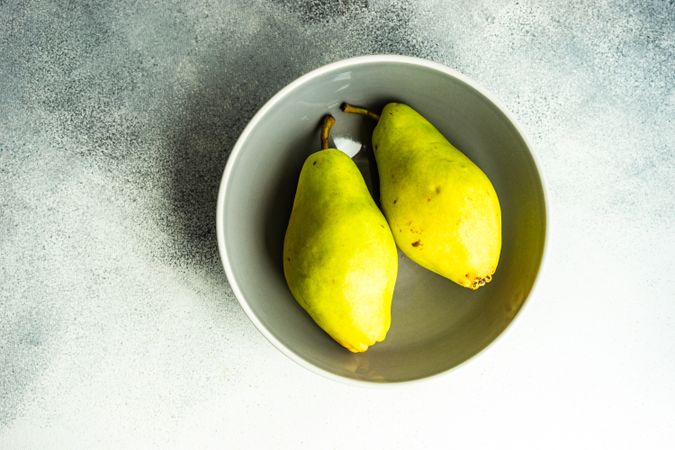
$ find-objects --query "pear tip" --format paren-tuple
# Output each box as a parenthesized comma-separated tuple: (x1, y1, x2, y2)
(321, 113, 336, 127)
(470, 274, 493, 290)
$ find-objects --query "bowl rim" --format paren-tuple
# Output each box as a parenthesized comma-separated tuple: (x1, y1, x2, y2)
(215, 54, 549, 387)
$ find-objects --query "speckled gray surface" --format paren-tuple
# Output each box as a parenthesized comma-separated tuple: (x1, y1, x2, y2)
(1, 0, 674, 448)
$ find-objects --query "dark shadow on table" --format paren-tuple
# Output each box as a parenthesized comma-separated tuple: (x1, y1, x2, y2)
(160, 2, 441, 286)
(160, 17, 316, 285)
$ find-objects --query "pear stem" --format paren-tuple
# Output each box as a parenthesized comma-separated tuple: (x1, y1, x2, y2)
(340, 102, 380, 121)
(320, 114, 336, 150)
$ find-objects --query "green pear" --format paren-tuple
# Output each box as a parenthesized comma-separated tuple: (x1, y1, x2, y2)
(283, 115, 398, 352)
(341, 102, 501, 290)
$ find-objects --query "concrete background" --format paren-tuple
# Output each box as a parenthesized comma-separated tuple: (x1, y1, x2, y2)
(1, 0, 673, 448)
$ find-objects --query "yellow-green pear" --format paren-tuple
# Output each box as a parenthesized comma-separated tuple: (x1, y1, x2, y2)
(283, 115, 398, 352)
(341, 102, 501, 290)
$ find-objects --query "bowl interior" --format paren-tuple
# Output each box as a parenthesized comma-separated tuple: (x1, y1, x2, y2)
(219, 58, 546, 383)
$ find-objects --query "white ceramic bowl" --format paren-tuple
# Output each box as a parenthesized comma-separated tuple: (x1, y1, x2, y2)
(216, 55, 547, 384)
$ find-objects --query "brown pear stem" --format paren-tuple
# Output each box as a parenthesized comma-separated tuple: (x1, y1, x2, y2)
(340, 102, 380, 121)
(320, 114, 336, 150)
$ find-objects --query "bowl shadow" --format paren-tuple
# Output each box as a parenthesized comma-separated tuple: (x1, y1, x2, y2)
(161, 33, 311, 283)
(159, 3, 444, 294)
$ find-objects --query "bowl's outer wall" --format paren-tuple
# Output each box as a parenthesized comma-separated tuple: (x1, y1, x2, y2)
(221, 59, 546, 382)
